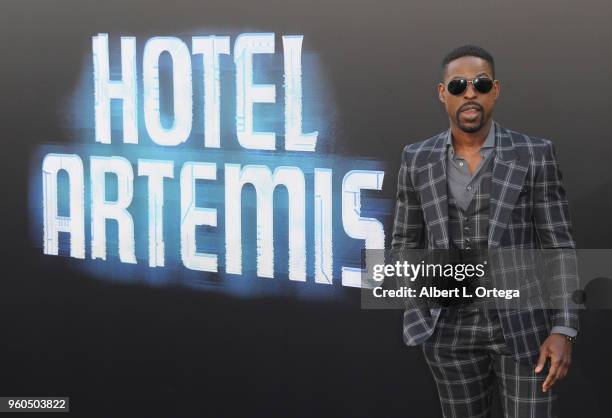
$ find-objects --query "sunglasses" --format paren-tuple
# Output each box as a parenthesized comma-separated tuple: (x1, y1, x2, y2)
(446, 77, 494, 96)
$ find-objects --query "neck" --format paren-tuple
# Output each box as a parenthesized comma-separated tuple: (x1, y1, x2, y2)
(450, 119, 493, 150)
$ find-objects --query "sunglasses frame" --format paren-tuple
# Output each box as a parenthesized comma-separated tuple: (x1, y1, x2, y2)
(446, 77, 495, 96)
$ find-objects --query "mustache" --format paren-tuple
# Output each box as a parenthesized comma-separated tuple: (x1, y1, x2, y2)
(458, 102, 483, 113)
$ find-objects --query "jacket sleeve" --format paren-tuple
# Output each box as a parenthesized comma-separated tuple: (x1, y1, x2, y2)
(391, 145, 426, 250)
(532, 140, 580, 331)
(387, 146, 429, 310)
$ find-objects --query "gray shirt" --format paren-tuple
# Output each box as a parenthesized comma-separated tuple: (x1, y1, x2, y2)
(445, 122, 496, 211)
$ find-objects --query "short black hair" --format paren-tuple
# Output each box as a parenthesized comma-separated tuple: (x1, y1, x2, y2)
(442, 45, 495, 79)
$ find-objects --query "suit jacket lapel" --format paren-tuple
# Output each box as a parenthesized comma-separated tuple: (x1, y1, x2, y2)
(488, 123, 530, 248)
(416, 123, 530, 249)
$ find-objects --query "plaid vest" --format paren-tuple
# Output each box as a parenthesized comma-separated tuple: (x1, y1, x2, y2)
(447, 157, 493, 251)
(443, 157, 494, 308)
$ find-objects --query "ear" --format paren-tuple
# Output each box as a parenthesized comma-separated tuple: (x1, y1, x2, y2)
(437, 82, 446, 103)
(493, 79, 501, 100)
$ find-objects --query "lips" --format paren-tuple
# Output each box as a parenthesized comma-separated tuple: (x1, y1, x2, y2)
(460, 104, 482, 113)
(459, 103, 482, 119)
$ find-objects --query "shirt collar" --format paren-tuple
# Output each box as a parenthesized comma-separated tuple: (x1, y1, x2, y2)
(446, 121, 496, 154)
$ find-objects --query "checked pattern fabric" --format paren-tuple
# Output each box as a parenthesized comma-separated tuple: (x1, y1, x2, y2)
(390, 122, 578, 365)
(422, 307, 557, 418)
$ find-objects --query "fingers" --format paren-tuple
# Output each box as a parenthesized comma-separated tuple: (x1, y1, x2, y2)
(535, 348, 548, 374)
(542, 355, 560, 392)
(563, 344, 573, 379)
(542, 343, 573, 392)
(557, 355, 572, 380)
(542, 354, 573, 392)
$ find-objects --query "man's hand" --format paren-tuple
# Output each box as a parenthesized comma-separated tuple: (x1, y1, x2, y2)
(535, 333, 573, 392)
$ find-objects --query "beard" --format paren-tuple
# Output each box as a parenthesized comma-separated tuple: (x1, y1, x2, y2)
(455, 105, 487, 133)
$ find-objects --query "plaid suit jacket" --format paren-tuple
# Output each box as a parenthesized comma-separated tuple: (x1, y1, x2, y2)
(390, 121, 578, 364)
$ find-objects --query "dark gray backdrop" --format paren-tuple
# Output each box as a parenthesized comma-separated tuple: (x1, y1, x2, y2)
(1, 0, 611, 416)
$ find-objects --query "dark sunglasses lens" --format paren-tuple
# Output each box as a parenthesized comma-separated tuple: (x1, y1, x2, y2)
(473, 77, 493, 93)
(447, 79, 467, 95)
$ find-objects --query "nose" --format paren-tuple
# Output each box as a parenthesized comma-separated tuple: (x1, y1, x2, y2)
(463, 82, 478, 99)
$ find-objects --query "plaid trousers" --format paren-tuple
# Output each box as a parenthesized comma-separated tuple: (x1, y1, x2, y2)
(421, 307, 557, 418)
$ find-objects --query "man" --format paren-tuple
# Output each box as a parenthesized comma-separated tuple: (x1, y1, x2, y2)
(390, 45, 578, 417)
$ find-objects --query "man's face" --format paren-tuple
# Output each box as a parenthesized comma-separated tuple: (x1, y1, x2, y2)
(437, 56, 500, 134)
